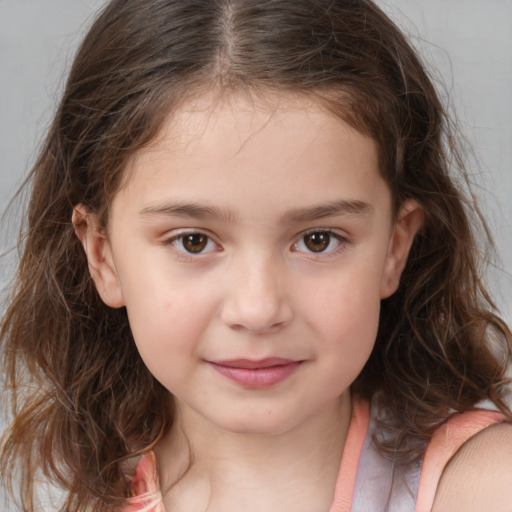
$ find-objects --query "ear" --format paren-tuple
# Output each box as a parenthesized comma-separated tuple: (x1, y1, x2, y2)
(72, 205, 125, 308)
(380, 199, 424, 299)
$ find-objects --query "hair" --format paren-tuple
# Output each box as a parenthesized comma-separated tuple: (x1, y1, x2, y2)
(1, 0, 511, 510)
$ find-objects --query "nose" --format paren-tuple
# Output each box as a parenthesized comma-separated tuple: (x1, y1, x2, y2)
(220, 253, 293, 334)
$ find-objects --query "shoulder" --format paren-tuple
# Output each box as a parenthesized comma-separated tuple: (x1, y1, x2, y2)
(432, 422, 512, 512)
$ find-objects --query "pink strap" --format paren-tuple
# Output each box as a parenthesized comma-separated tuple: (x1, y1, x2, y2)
(414, 409, 506, 512)
(124, 451, 166, 512)
(330, 398, 370, 512)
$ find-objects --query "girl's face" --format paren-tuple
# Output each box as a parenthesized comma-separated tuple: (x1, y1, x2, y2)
(79, 93, 421, 436)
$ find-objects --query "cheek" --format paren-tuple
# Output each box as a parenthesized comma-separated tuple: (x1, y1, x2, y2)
(119, 269, 218, 370)
(310, 260, 383, 326)
(321, 292, 380, 371)
(304, 260, 384, 366)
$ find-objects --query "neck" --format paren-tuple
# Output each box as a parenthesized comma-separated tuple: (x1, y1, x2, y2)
(155, 392, 352, 512)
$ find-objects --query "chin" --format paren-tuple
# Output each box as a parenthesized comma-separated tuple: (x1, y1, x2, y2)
(212, 410, 301, 437)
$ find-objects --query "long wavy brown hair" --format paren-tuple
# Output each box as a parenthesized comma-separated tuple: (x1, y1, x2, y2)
(2, 0, 511, 510)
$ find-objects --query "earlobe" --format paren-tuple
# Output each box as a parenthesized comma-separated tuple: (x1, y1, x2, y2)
(72, 205, 125, 308)
(380, 199, 424, 299)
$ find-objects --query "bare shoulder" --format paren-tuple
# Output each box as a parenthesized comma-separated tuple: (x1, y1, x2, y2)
(432, 422, 512, 512)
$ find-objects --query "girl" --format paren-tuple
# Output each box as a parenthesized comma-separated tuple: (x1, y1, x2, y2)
(1, 1, 512, 511)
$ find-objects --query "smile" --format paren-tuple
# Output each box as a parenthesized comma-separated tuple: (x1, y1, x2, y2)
(209, 358, 302, 389)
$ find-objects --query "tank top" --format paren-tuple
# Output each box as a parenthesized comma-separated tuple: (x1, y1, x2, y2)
(124, 399, 505, 512)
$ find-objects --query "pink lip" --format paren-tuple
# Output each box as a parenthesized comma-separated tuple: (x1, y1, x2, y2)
(209, 358, 302, 389)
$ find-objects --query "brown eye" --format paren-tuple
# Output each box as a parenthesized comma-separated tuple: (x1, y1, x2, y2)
(293, 230, 345, 255)
(182, 233, 209, 253)
(303, 232, 331, 252)
(168, 230, 220, 257)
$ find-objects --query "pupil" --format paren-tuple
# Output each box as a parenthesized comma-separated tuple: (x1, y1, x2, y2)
(305, 232, 330, 252)
(184, 233, 207, 253)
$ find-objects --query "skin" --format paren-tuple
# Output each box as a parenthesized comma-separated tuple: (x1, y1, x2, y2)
(432, 423, 512, 511)
(75, 91, 429, 511)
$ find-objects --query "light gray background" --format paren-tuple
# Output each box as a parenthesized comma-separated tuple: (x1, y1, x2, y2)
(1, 1, 511, 510)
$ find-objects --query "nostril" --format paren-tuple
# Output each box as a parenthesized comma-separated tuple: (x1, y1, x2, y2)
(227, 319, 288, 335)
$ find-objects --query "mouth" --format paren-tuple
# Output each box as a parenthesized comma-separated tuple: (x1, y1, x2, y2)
(208, 358, 302, 389)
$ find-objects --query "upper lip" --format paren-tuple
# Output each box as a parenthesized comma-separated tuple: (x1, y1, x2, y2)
(211, 358, 299, 369)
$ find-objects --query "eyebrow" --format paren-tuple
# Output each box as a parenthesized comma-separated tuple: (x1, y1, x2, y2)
(139, 199, 373, 223)
(282, 199, 374, 223)
(140, 202, 237, 222)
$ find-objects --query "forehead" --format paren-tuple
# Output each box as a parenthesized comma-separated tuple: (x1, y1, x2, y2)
(116, 91, 390, 219)
(133, 91, 353, 159)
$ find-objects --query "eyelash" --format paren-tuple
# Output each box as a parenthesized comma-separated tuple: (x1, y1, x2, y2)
(163, 228, 349, 259)
(291, 229, 348, 256)
(164, 230, 221, 258)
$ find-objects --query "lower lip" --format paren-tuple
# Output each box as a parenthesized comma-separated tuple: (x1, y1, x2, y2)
(209, 362, 301, 389)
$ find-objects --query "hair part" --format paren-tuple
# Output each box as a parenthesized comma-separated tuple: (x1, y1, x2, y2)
(1, 0, 511, 509)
